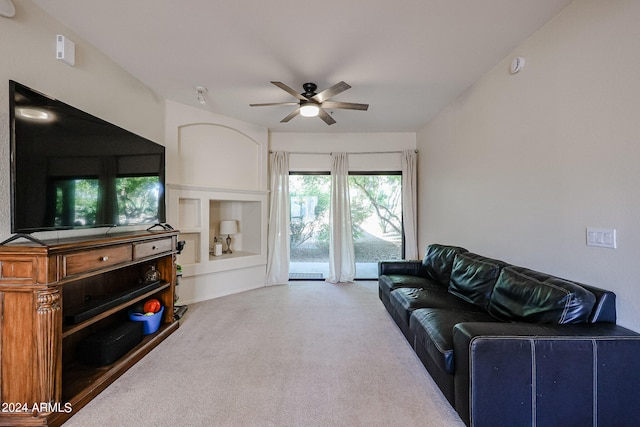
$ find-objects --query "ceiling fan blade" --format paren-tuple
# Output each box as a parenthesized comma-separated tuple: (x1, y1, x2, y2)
(280, 108, 300, 123)
(321, 101, 369, 111)
(271, 81, 308, 101)
(318, 108, 336, 125)
(250, 102, 299, 107)
(312, 81, 351, 103)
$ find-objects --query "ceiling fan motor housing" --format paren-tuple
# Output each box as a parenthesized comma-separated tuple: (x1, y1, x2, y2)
(302, 82, 317, 97)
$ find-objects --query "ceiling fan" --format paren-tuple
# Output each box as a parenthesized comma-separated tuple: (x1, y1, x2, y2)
(250, 81, 368, 125)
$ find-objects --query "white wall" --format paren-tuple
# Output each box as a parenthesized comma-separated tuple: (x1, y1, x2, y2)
(164, 100, 269, 303)
(417, 0, 640, 331)
(0, 0, 164, 242)
(270, 132, 416, 171)
(164, 100, 268, 190)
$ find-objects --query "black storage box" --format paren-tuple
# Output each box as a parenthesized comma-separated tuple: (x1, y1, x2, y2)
(78, 321, 144, 366)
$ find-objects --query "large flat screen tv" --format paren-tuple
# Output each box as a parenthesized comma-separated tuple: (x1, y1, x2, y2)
(9, 80, 166, 234)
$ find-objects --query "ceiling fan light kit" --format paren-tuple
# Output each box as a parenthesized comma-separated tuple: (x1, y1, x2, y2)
(299, 103, 320, 117)
(250, 81, 368, 125)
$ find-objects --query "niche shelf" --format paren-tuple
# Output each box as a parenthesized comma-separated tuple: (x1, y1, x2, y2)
(167, 184, 268, 277)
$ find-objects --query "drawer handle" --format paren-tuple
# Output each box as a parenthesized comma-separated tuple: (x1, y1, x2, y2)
(100, 256, 109, 262)
(152, 246, 157, 250)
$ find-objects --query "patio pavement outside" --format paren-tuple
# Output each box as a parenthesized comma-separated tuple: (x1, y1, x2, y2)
(289, 229, 401, 280)
(289, 261, 379, 280)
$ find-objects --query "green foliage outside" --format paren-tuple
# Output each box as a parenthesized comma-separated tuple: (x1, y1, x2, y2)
(55, 179, 99, 226)
(54, 176, 160, 227)
(349, 175, 402, 235)
(289, 174, 402, 249)
(116, 176, 161, 224)
(290, 175, 330, 249)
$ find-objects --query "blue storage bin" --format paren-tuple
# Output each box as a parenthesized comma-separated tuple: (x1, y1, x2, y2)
(128, 306, 164, 335)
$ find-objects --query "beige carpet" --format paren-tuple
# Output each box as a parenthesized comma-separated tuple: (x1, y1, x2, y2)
(63, 281, 465, 426)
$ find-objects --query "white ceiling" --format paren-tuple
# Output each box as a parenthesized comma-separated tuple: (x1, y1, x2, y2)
(33, 0, 573, 133)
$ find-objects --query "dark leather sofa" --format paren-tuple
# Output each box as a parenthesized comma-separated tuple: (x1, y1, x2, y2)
(379, 244, 640, 427)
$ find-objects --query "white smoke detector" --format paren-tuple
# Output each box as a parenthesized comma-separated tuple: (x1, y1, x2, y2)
(510, 57, 525, 74)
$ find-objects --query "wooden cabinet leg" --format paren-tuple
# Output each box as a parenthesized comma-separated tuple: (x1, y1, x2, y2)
(36, 288, 62, 408)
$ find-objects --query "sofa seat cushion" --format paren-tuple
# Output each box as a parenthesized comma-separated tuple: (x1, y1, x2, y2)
(448, 252, 509, 310)
(379, 274, 443, 296)
(488, 266, 597, 324)
(390, 287, 483, 326)
(410, 308, 496, 374)
(422, 244, 468, 284)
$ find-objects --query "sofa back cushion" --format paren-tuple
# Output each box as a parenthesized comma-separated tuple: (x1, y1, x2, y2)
(421, 244, 468, 285)
(487, 266, 596, 324)
(448, 253, 508, 310)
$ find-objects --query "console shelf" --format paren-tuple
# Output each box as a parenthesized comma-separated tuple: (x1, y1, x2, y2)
(62, 281, 170, 338)
(59, 322, 179, 408)
(0, 230, 180, 427)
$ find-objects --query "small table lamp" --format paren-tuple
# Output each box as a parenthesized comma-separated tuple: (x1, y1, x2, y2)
(219, 220, 238, 254)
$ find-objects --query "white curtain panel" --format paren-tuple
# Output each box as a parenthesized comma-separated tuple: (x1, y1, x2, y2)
(327, 152, 356, 283)
(265, 151, 290, 285)
(402, 149, 419, 259)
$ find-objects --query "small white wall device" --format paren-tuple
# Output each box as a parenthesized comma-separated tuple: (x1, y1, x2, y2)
(510, 57, 525, 74)
(0, 0, 16, 18)
(56, 35, 76, 66)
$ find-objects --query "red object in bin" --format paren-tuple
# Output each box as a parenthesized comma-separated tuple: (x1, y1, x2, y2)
(143, 299, 162, 313)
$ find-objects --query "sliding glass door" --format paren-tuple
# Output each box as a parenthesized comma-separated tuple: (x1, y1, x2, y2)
(289, 174, 330, 279)
(289, 172, 402, 280)
(349, 173, 403, 278)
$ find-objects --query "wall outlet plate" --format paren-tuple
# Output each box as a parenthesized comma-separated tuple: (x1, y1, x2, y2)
(586, 227, 616, 249)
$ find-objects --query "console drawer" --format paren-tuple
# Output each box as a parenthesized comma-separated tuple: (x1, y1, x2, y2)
(133, 238, 173, 260)
(63, 244, 133, 277)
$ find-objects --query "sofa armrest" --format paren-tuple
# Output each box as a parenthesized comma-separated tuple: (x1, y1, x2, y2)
(452, 322, 640, 427)
(378, 259, 423, 276)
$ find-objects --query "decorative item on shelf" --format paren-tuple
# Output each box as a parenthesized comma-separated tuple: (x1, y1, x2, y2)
(219, 220, 238, 254)
(144, 264, 162, 283)
(212, 236, 223, 256)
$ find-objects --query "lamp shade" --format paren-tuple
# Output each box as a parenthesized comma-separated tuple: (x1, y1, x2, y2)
(219, 220, 238, 235)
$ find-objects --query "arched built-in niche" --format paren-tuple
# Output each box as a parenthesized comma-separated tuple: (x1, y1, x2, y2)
(178, 123, 261, 190)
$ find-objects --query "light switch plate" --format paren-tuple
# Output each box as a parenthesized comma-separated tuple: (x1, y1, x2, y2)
(586, 227, 616, 249)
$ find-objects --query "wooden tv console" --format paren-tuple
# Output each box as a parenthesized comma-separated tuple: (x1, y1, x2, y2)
(0, 230, 180, 426)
